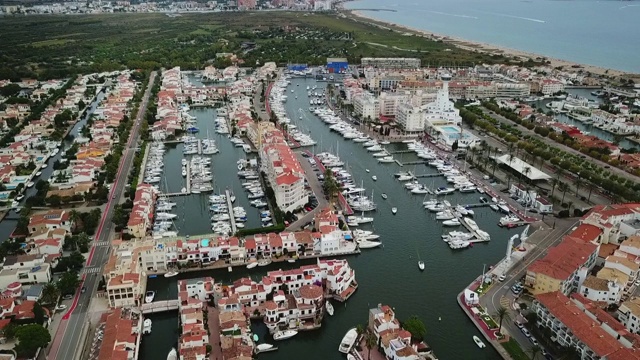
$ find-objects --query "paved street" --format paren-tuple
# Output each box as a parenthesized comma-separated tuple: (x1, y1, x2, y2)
(479, 217, 579, 356)
(48, 71, 157, 360)
(286, 152, 329, 231)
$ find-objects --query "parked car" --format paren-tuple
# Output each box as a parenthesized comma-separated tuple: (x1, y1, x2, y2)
(515, 320, 523, 329)
(56, 304, 67, 311)
(498, 274, 506, 282)
(521, 328, 531, 337)
(63, 294, 73, 300)
(530, 336, 539, 346)
(81, 286, 86, 293)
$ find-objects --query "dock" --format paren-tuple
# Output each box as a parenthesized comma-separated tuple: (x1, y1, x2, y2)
(454, 212, 490, 244)
(414, 173, 441, 178)
(390, 150, 415, 154)
(400, 160, 429, 166)
(225, 189, 237, 233)
(197, 139, 202, 155)
(163, 163, 191, 197)
(162, 139, 184, 144)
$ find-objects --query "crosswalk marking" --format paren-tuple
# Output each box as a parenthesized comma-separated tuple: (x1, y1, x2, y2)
(500, 296, 511, 310)
(83, 267, 101, 274)
(95, 241, 110, 247)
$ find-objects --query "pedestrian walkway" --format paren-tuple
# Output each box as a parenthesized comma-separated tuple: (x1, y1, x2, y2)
(95, 241, 109, 247)
(206, 305, 223, 360)
(83, 267, 101, 274)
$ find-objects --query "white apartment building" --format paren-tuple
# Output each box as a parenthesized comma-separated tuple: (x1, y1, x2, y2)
(579, 275, 622, 304)
(106, 272, 145, 308)
(361, 57, 421, 69)
(604, 255, 639, 287)
(178, 277, 215, 302)
(538, 79, 565, 95)
(617, 298, 640, 334)
(352, 92, 379, 120)
(260, 128, 308, 213)
(378, 92, 408, 117)
(495, 82, 531, 98)
(396, 102, 425, 133)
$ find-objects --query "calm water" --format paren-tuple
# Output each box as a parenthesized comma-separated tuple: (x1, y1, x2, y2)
(345, 0, 640, 73)
(140, 76, 527, 359)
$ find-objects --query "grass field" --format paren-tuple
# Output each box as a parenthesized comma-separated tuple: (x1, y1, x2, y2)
(0, 11, 516, 80)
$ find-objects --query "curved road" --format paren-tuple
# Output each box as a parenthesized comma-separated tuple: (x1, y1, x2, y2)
(48, 71, 157, 360)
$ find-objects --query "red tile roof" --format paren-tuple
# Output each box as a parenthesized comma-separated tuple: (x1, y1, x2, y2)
(569, 223, 603, 243)
(528, 237, 598, 280)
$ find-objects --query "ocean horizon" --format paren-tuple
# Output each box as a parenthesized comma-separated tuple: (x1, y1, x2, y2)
(344, 0, 640, 73)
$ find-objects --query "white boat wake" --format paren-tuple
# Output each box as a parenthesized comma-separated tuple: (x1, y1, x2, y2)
(480, 11, 546, 23)
(428, 11, 479, 19)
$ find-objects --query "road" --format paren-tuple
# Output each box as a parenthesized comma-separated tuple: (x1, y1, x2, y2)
(286, 152, 329, 231)
(48, 71, 157, 360)
(481, 107, 640, 185)
(480, 217, 578, 356)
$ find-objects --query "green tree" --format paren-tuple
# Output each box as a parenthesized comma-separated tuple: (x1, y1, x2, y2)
(33, 302, 45, 324)
(39, 283, 60, 305)
(322, 169, 340, 203)
(494, 306, 509, 335)
(57, 271, 81, 296)
(529, 344, 542, 360)
(14, 324, 52, 357)
(365, 331, 377, 360)
(402, 315, 427, 342)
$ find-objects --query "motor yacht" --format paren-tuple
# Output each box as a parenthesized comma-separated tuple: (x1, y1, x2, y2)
(273, 330, 298, 341)
(339, 328, 358, 353)
(357, 239, 382, 249)
(442, 218, 461, 226)
(378, 156, 394, 163)
(391, 207, 397, 215)
(164, 271, 178, 278)
(143, 318, 152, 334)
(325, 301, 335, 316)
(145, 291, 156, 303)
(418, 261, 425, 271)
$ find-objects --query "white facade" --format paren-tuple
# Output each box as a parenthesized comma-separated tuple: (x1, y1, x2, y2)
(617, 299, 640, 334)
(396, 102, 425, 133)
(352, 92, 379, 120)
(495, 83, 531, 98)
(579, 276, 622, 305)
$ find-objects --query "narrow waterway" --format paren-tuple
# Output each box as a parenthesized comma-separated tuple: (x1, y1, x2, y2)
(0, 88, 107, 242)
(141, 76, 527, 360)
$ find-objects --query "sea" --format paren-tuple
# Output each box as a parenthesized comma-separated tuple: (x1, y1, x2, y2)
(344, 0, 640, 73)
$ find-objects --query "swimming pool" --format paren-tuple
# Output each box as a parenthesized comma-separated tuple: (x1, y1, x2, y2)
(440, 125, 460, 134)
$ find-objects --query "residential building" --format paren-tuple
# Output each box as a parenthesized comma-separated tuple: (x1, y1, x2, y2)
(396, 102, 425, 133)
(579, 275, 622, 304)
(97, 308, 141, 360)
(127, 184, 157, 238)
(177, 277, 216, 302)
(361, 57, 421, 69)
(352, 92, 379, 120)
(533, 291, 640, 360)
(106, 272, 145, 308)
(618, 297, 640, 335)
(525, 237, 598, 295)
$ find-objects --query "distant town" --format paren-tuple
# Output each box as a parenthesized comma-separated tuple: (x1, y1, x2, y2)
(0, 0, 338, 14)
(0, 24, 639, 359)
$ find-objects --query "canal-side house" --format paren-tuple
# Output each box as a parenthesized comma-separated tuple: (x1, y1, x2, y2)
(177, 278, 209, 360)
(0, 254, 52, 289)
(177, 277, 216, 302)
(27, 210, 72, 235)
(104, 241, 148, 308)
(126, 184, 157, 239)
(367, 303, 422, 360)
(97, 308, 142, 360)
(263, 283, 324, 333)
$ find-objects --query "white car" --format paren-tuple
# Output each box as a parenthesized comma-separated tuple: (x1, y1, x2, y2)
(56, 305, 67, 311)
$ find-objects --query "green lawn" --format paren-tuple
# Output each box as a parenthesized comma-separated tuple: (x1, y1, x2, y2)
(502, 338, 530, 360)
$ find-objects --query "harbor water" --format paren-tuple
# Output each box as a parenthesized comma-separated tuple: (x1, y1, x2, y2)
(140, 76, 522, 359)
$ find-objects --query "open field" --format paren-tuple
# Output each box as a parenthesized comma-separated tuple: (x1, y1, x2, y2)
(0, 11, 524, 80)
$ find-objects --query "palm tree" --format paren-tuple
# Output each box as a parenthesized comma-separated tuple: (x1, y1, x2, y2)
(550, 178, 560, 198)
(586, 183, 595, 203)
(574, 178, 583, 197)
(560, 183, 569, 204)
(40, 283, 60, 305)
(567, 201, 574, 215)
(356, 323, 366, 336)
(494, 306, 509, 335)
(529, 345, 542, 360)
(365, 331, 377, 360)
(522, 166, 532, 185)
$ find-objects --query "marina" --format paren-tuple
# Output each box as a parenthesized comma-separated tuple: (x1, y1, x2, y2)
(140, 74, 518, 360)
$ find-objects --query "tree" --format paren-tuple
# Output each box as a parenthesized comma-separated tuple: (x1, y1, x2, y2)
(402, 315, 427, 342)
(68, 209, 81, 232)
(494, 306, 509, 335)
(14, 324, 51, 358)
(57, 271, 81, 296)
(529, 344, 542, 360)
(560, 183, 569, 204)
(40, 283, 60, 305)
(33, 302, 45, 324)
(365, 331, 377, 360)
(56, 251, 85, 272)
(322, 169, 340, 203)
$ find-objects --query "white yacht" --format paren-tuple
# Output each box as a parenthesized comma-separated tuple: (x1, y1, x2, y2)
(418, 261, 425, 271)
(143, 318, 152, 334)
(167, 348, 177, 360)
(391, 207, 398, 215)
(378, 156, 395, 163)
(325, 301, 334, 316)
(339, 328, 358, 354)
(357, 239, 382, 249)
(442, 218, 461, 226)
(145, 291, 155, 303)
(273, 330, 298, 341)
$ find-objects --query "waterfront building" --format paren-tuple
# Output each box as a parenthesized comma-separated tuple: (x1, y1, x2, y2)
(178, 277, 216, 302)
(367, 304, 434, 360)
(352, 92, 380, 121)
(580, 204, 640, 244)
(361, 57, 421, 69)
(259, 126, 308, 213)
(578, 275, 622, 304)
(263, 284, 324, 333)
(509, 183, 553, 213)
(494, 82, 531, 98)
(177, 279, 210, 360)
(378, 92, 408, 117)
(97, 308, 141, 360)
(126, 184, 157, 239)
(533, 291, 640, 360)
(525, 237, 598, 296)
(106, 272, 144, 308)
(326, 57, 348, 73)
(533, 79, 565, 95)
(396, 102, 426, 133)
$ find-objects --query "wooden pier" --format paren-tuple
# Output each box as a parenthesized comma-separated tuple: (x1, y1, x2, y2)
(163, 163, 191, 197)
(197, 139, 202, 155)
(162, 139, 184, 144)
(399, 160, 429, 166)
(390, 150, 415, 154)
(414, 173, 441, 178)
(225, 189, 237, 233)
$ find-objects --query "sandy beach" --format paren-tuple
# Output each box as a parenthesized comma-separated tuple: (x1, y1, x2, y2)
(343, 9, 638, 79)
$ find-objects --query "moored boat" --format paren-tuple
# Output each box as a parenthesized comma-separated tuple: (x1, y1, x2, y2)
(246, 261, 258, 269)
(167, 348, 177, 360)
(325, 301, 334, 316)
(418, 261, 425, 271)
(473, 335, 486, 348)
(256, 343, 274, 352)
(391, 207, 397, 214)
(273, 330, 298, 341)
(339, 328, 358, 353)
(164, 271, 178, 278)
(145, 291, 155, 303)
(257, 258, 272, 267)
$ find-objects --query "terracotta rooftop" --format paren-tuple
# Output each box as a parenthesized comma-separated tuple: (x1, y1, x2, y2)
(528, 237, 597, 280)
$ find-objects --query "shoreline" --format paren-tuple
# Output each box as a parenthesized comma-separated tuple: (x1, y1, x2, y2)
(341, 9, 638, 79)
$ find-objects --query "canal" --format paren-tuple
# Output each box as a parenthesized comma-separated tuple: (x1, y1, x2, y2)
(141, 75, 524, 359)
(0, 88, 107, 242)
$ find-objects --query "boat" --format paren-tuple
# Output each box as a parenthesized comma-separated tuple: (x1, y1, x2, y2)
(381, 193, 388, 200)
(489, 204, 499, 212)
(325, 301, 334, 316)
(145, 291, 155, 303)
(473, 335, 486, 348)
(257, 258, 272, 267)
(35, 171, 42, 177)
(357, 239, 382, 249)
(26, 181, 34, 188)
(371, 175, 377, 181)
(41, 163, 47, 169)
(347, 355, 357, 360)
(339, 328, 358, 353)
(143, 318, 152, 334)
(442, 219, 461, 226)
(167, 348, 177, 360)
(287, 258, 296, 263)
(164, 271, 178, 278)
(418, 261, 425, 271)
(256, 343, 274, 352)
(391, 207, 397, 215)
(365, 169, 370, 173)
(273, 330, 298, 341)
